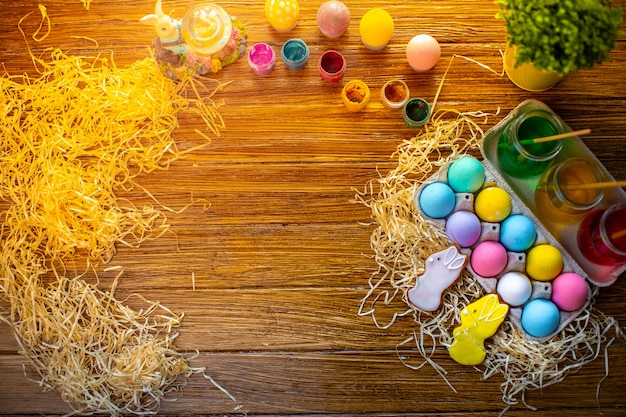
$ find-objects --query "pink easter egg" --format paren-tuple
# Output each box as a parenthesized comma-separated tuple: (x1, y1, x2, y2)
(406, 34, 441, 72)
(317, 1, 350, 38)
(471, 241, 508, 278)
(552, 272, 589, 311)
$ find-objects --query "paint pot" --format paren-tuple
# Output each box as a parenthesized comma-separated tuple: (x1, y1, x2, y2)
(402, 98, 431, 128)
(342, 80, 370, 112)
(318, 50, 346, 82)
(281, 39, 309, 70)
(248, 43, 276, 75)
(381, 79, 410, 109)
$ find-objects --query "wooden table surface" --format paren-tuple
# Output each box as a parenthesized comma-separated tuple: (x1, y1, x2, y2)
(1, 1, 625, 416)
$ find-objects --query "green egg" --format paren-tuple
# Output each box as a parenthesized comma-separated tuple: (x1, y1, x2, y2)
(447, 156, 486, 193)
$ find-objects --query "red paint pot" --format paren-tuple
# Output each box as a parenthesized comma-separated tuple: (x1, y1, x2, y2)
(318, 50, 346, 82)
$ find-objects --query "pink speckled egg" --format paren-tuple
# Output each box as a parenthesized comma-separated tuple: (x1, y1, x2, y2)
(471, 241, 508, 278)
(406, 34, 441, 72)
(552, 272, 589, 311)
(317, 1, 350, 38)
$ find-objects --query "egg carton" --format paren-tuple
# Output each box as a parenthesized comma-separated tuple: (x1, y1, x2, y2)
(414, 160, 591, 343)
(481, 100, 626, 287)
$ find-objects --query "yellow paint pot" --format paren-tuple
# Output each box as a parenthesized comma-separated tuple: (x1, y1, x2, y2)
(342, 80, 370, 112)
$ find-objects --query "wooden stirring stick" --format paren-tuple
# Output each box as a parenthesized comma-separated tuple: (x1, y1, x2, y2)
(560, 180, 626, 191)
(520, 128, 591, 145)
(612, 229, 626, 240)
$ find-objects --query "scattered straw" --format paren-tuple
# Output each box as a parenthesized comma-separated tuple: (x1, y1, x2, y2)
(30, 5, 51, 42)
(355, 109, 488, 329)
(1, 48, 224, 265)
(0, 277, 190, 415)
(485, 295, 625, 409)
(354, 109, 625, 410)
(0, 12, 235, 414)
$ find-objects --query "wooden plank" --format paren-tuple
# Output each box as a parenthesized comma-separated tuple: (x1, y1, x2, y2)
(1, 350, 625, 415)
(2, 285, 625, 352)
(1, 0, 625, 416)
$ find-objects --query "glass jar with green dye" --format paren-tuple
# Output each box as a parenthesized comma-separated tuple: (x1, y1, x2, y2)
(497, 108, 565, 178)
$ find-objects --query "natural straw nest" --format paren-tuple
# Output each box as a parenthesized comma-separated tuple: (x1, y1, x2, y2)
(355, 109, 624, 410)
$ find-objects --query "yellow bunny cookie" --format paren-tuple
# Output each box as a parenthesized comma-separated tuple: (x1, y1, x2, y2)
(448, 294, 509, 365)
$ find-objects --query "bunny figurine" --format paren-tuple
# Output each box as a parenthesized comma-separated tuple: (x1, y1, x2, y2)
(140, 1, 247, 78)
(408, 245, 468, 312)
(140, 0, 190, 55)
(448, 293, 509, 365)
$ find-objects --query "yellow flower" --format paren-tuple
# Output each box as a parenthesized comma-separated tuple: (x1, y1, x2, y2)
(211, 58, 222, 73)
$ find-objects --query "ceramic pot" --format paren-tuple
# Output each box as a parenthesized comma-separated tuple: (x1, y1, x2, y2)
(503, 44, 564, 92)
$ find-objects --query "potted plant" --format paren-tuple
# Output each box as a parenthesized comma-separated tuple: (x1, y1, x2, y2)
(496, 0, 624, 91)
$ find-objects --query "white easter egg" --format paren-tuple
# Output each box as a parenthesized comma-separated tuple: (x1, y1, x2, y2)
(497, 271, 532, 307)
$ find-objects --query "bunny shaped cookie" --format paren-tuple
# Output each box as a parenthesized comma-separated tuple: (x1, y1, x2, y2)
(448, 293, 509, 365)
(408, 246, 468, 312)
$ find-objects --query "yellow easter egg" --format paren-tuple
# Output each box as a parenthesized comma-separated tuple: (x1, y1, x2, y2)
(526, 244, 563, 282)
(359, 8, 394, 50)
(265, 0, 300, 32)
(474, 186, 512, 222)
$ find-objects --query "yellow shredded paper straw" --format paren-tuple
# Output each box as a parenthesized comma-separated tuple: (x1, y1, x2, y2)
(0, 18, 235, 415)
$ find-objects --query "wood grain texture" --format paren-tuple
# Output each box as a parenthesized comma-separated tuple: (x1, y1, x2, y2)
(1, 0, 625, 416)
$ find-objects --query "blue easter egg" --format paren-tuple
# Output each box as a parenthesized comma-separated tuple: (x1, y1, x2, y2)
(521, 299, 560, 338)
(417, 182, 456, 219)
(447, 156, 486, 193)
(500, 214, 537, 252)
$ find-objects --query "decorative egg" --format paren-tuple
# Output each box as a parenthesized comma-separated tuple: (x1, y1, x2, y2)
(474, 186, 512, 222)
(447, 156, 485, 193)
(526, 244, 563, 282)
(521, 299, 561, 338)
(470, 241, 508, 278)
(265, 0, 300, 32)
(317, 1, 350, 38)
(496, 271, 532, 307)
(446, 210, 481, 248)
(359, 8, 394, 50)
(499, 214, 537, 252)
(552, 272, 589, 311)
(406, 34, 441, 72)
(417, 182, 456, 219)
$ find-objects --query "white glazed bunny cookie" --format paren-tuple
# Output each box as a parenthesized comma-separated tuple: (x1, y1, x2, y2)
(408, 246, 468, 312)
